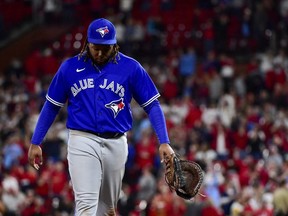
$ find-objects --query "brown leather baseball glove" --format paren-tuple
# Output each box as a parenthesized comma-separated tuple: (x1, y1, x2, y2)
(164, 153, 204, 200)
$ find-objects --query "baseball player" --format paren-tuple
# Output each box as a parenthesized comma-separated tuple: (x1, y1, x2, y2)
(28, 18, 175, 216)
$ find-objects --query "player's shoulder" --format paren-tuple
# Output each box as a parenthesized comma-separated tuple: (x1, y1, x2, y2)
(61, 55, 80, 66)
(119, 52, 143, 68)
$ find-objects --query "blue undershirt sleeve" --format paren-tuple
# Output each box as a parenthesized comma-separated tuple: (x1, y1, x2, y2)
(143, 100, 170, 144)
(31, 100, 61, 145)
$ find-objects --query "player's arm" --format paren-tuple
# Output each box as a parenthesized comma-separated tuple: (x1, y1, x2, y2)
(28, 100, 61, 170)
(143, 99, 174, 162)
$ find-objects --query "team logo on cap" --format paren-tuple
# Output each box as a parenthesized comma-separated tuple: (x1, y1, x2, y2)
(96, 26, 109, 38)
(105, 98, 125, 118)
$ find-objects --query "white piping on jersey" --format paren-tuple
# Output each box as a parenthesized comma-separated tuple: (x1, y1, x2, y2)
(140, 93, 160, 107)
(46, 95, 65, 107)
(93, 64, 101, 73)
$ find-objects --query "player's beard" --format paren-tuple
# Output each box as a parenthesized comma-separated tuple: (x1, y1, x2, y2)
(93, 58, 108, 66)
(87, 49, 115, 66)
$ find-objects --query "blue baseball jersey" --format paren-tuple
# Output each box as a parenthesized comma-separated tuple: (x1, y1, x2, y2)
(46, 52, 160, 133)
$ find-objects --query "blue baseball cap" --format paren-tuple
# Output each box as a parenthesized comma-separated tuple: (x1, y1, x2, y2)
(87, 18, 117, 45)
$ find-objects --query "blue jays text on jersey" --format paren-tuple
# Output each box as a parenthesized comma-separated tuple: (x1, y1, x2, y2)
(70, 78, 125, 97)
(46, 52, 160, 133)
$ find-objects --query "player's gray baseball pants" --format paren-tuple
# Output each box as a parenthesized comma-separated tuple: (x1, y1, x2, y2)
(67, 130, 128, 216)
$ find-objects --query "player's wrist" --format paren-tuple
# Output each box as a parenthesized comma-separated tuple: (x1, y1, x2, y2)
(30, 142, 41, 146)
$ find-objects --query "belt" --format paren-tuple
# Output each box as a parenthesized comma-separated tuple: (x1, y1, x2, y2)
(82, 130, 124, 139)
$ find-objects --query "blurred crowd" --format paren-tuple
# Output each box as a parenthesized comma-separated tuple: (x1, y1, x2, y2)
(1, 0, 288, 216)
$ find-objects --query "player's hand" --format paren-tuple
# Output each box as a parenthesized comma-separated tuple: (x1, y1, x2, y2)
(159, 143, 175, 163)
(28, 144, 43, 170)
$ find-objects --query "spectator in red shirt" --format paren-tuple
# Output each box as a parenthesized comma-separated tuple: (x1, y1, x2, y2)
(210, 120, 232, 160)
(148, 179, 186, 216)
(231, 123, 248, 158)
(135, 129, 157, 170)
(50, 161, 69, 197)
(24, 49, 42, 78)
(161, 69, 179, 101)
(201, 199, 224, 216)
(40, 48, 60, 77)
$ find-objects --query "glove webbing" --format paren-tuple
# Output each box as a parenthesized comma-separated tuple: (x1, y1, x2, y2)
(177, 160, 205, 199)
(174, 156, 186, 189)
